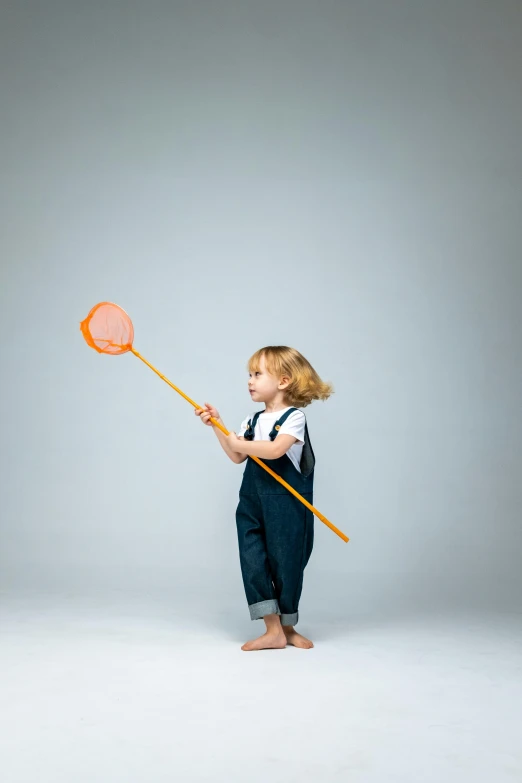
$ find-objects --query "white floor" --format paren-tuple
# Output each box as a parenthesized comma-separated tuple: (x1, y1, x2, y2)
(1, 589, 521, 783)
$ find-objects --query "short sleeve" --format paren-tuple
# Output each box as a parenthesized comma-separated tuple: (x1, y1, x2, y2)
(278, 410, 306, 443)
(237, 415, 251, 438)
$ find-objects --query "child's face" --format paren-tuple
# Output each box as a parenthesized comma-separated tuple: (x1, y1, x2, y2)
(248, 355, 288, 403)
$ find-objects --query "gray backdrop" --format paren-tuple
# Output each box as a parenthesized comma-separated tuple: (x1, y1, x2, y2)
(1, 0, 521, 620)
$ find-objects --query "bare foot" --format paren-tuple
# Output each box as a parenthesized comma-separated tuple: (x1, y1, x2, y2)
(282, 627, 314, 649)
(241, 630, 287, 652)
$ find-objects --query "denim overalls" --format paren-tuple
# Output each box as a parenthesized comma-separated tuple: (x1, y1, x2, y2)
(235, 407, 315, 626)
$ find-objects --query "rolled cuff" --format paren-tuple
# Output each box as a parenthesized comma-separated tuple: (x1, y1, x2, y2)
(249, 599, 280, 621)
(281, 611, 299, 626)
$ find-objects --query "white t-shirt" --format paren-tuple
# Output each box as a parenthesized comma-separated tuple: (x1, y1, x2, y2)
(238, 407, 306, 473)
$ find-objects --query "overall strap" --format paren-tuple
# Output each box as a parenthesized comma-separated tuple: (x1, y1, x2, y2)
(268, 407, 300, 441)
(242, 410, 264, 441)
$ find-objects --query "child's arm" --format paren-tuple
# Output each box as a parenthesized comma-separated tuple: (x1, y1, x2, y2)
(227, 433, 297, 461)
(195, 405, 298, 464)
(195, 403, 247, 464)
(212, 426, 248, 464)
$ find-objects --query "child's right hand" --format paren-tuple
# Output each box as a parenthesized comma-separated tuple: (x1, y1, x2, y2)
(195, 402, 221, 426)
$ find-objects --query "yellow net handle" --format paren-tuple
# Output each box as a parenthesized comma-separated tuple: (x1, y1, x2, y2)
(130, 348, 349, 543)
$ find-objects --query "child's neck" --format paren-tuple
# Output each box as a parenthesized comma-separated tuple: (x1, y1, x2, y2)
(263, 400, 290, 414)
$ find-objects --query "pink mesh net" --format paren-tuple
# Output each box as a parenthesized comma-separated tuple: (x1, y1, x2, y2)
(80, 302, 134, 355)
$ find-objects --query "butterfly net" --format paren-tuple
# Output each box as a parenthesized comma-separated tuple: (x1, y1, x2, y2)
(80, 302, 134, 355)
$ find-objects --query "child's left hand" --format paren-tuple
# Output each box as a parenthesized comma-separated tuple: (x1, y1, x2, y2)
(226, 432, 242, 452)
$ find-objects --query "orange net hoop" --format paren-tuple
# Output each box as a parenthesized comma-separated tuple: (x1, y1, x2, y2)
(80, 302, 134, 355)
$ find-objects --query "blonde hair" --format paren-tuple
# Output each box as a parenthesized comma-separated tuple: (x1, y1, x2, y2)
(247, 346, 334, 409)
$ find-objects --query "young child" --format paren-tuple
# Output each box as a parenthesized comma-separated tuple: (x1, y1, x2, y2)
(195, 346, 333, 651)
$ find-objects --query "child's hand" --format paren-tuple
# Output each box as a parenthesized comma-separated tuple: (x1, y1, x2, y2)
(195, 402, 221, 427)
(226, 432, 242, 452)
